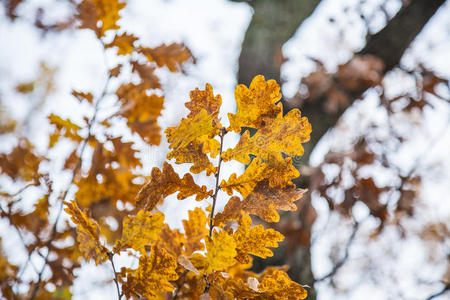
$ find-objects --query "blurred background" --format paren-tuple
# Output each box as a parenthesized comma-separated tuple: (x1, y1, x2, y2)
(0, 0, 449, 299)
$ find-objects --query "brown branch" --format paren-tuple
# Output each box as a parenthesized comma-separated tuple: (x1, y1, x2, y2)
(209, 128, 226, 238)
(107, 252, 123, 300)
(28, 63, 112, 300)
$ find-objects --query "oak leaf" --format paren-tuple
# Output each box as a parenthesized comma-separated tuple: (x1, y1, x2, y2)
(182, 207, 208, 256)
(64, 201, 108, 265)
(215, 183, 306, 223)
(222, 109, 311, 165)
(186, 83, 222, 122)
(233, 213, 284, 263)
(122, 245, 177, 299)
(228, 75, 282, 132)
(116, 210, 164, 254)
(135, 162, 212, 211)
(106, 33, 137, 55)
(221, 157, 299, 198)
(77, 0, 126, 37)
(138, 43, 191, 72)
(258, 269, 307, 299)
(205, 230, 237, 273)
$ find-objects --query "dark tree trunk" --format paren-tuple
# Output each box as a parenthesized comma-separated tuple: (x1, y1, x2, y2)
(234, 0, 446, 299)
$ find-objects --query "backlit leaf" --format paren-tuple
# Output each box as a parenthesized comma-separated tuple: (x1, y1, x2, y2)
(117, 210, 164, 254)
(183, 207, 208, 256)
(122, 245, 177, 299)
(222, 109, 311, 165)
(233, 213, 284, 263)
(135, 162, 212, 211)
(64, 201, 108, 265)
(228, 75, 282, 132)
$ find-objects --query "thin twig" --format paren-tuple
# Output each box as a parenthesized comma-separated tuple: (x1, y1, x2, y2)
(209, 128, 226, 238)
(107, 252, 122, 300)
(28, 67, 112, 300)
(424, 283, 450, 300)
(315, 220, 361, 282)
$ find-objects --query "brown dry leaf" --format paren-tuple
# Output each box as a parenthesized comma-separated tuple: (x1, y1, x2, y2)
(64, 201, 108, 265)
(228, 75, 282, 132)
(71, 90, 93, 103)
(135, 162, 212, 211)
(131, 61, 161, 90)
(0, 139, 44, 182)
(105, 32, 138, 55)
(138, 43, 191, 72)
(186, 83, 222, 122)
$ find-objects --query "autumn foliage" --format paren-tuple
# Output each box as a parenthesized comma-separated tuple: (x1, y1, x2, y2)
(0, 0, 313, 299)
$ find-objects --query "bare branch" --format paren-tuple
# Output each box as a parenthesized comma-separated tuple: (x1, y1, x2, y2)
(424, 283, 450, 300)
(315, 219, 361, 282)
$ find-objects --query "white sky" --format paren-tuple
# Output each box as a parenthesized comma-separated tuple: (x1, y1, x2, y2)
(0, 0, 449, 299)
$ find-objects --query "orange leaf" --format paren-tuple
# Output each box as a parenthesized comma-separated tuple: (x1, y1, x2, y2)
(138, 43, 191, 72)
(64, 201, 108, 265)
(135, 162, 212, 211)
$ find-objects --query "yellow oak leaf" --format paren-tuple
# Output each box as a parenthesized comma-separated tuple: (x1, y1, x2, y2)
(167, 140, 217, 176)
(105, 32, 137, 55)
(228, 75, 282, 132)
(221, 157, 300, 198)
(117, 210, 164, 254)
(166, 109, 220, 151)
(233, 213, 284, 263)
(77, 0, 126, 37)
(122, 245, 177, 299)
(182, 207, 208, 256)
(138, 43, 191, 72)
(258, 269, 307, 299)
(222, 108, 311, 165)
(215, 183, 307, 224)
(135, 162, 212, 211)
(48, 114, 83, 147)
(205, 230, 237, 273)
(64, 201, 108, 265)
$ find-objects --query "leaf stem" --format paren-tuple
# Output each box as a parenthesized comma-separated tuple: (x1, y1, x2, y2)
(209, 128, 226, 238)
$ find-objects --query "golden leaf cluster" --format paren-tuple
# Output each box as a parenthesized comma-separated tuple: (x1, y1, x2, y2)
(62, 75, 311, 299)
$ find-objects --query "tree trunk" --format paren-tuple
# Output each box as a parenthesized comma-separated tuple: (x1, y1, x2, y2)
(235, 0, 446, 299)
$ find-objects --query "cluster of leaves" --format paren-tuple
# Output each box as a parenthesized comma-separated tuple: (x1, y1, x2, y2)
(0, 0, 193, 298)
(65, 75, 311, 299)
(1, 1, 312, 298)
